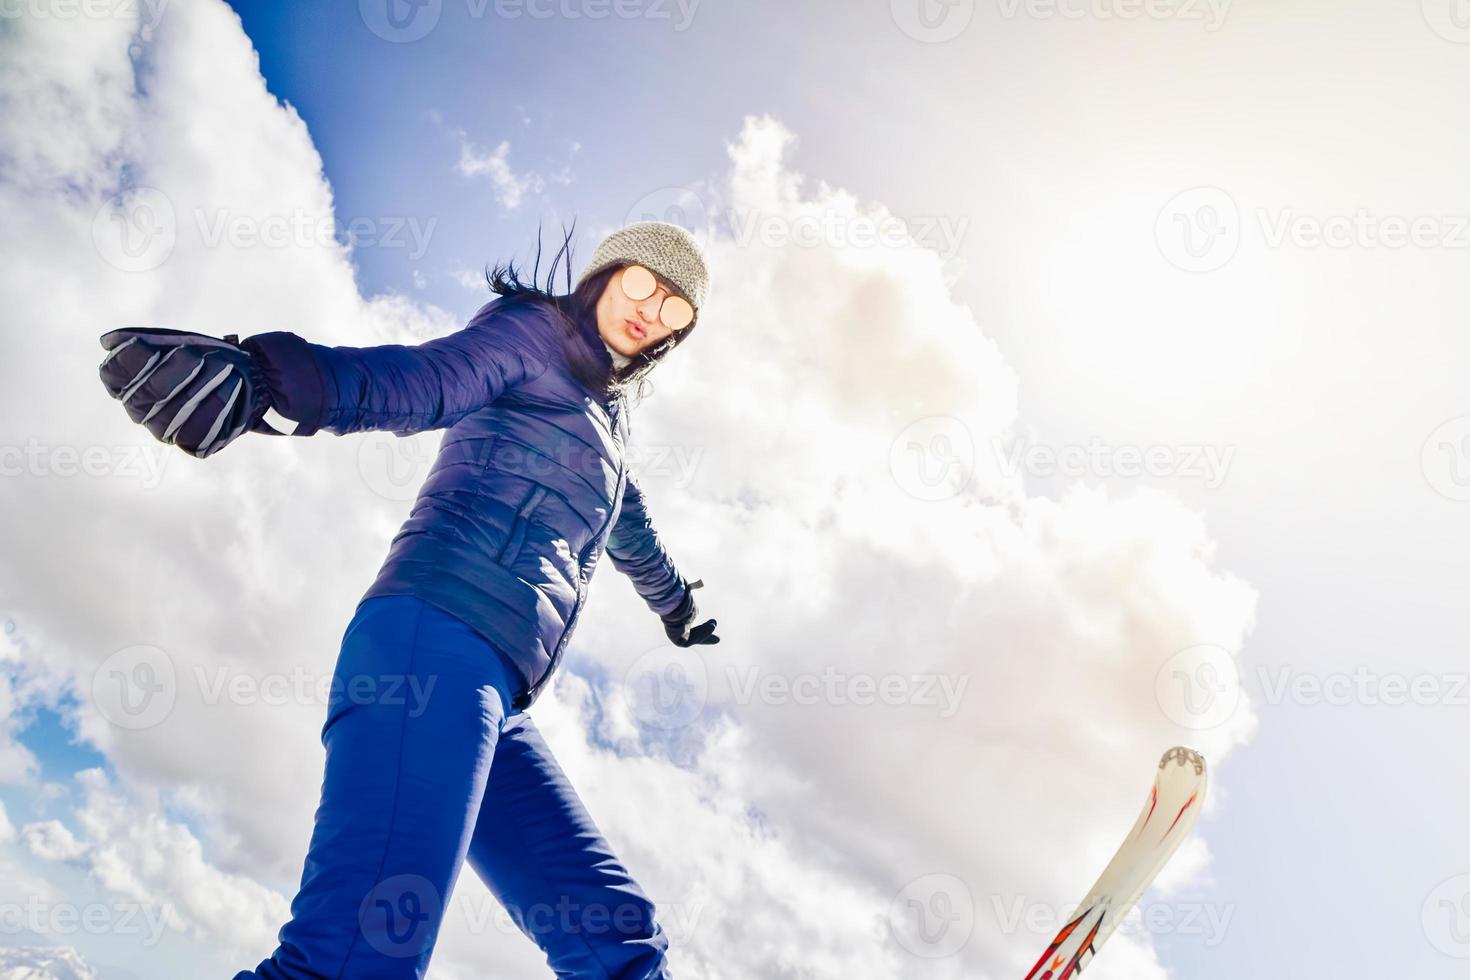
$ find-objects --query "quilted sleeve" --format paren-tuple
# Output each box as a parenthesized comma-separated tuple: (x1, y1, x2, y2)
(239, 299, 554, 437)
(605, 468, 692, 620)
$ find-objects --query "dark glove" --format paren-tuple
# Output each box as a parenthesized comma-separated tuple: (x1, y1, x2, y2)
(98, 327, 276, 459)
(662, 578, 720, 647)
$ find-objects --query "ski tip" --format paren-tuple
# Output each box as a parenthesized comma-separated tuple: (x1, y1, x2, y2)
(1159, 745, 1207, 776)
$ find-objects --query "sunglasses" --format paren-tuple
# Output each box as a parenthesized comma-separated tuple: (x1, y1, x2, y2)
(620, 264, 695, 332)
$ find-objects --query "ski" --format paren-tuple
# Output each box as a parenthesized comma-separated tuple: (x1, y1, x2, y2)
(1023, 746, 1208, 979)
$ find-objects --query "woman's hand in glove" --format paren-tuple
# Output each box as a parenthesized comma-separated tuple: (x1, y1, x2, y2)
(662, 578, 720, 647)
(98, 327, 274, 459)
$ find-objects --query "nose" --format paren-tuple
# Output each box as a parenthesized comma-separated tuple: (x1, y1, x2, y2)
(634, 296, 661, 325)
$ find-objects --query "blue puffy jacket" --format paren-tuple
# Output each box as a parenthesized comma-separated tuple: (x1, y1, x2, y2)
(241, 296, 694, 710)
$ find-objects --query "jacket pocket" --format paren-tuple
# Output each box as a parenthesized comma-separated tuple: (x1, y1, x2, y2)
(496, 484, 549, 564)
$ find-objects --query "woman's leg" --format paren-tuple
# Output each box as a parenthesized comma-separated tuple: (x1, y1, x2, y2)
(235, 595, 522, 980)
(467, 711, 672, 979)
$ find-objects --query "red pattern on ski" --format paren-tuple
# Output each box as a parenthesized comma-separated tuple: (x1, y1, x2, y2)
(1132, 785, 1159, 842)
(1163, 790, 1200, 839)
(1023, 907, 1102, 980)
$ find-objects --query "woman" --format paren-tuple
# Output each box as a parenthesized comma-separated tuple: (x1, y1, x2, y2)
(96, 219, 720, 979)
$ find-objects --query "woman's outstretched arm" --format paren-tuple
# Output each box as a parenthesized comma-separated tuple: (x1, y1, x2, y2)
(605, 470, 691, 618)
(241, 300, 553, 438)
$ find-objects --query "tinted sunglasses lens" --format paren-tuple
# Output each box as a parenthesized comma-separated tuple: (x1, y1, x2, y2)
(620, 264, 657, 301)
(663, 296, 695, 331)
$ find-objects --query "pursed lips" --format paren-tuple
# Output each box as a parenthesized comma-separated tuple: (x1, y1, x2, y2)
(625, 319, 646, 340)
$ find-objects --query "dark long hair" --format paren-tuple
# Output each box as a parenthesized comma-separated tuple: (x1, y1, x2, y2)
(484, 218, 699, 405)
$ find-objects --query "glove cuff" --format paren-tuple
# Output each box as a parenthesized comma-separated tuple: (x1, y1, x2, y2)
(238, 332, 329, 437)
(660, 578, 703, 628)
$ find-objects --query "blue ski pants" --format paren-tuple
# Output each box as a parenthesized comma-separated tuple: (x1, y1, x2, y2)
(234, 594, 672, 979)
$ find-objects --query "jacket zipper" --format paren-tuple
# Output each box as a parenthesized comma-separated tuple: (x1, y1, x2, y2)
(517, 399, 626, 708)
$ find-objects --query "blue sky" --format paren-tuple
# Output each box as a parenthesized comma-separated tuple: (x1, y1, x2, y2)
(228, 1, 879, 316)
(5, 1, 1470, 977)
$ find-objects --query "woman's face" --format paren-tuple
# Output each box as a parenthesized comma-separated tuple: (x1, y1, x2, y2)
(595, 265, 684, 358)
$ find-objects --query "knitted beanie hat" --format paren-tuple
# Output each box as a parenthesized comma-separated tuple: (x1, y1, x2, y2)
(575, 220, 711, 316)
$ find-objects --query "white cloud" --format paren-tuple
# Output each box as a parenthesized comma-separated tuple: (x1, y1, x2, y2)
(544, 114, 1259, 978)
(0, 673, 42, 786)
(446, 124, 580, 205)
(550, 139, 582, 186)
(0, 0, 461, 894)
(450, 266, 487, 290)
(20, 822, 87, 864)
(1152, 834, 1214, 896)
(21, 769, 287, 959)
(0, 6, 1256, 980)
(454, 132, 546, 209)
(0, 609, 67, 789)
(0, 945, 102, 980)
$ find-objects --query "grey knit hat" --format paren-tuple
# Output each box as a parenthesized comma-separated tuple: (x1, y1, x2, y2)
(575, 220, 711, 315)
